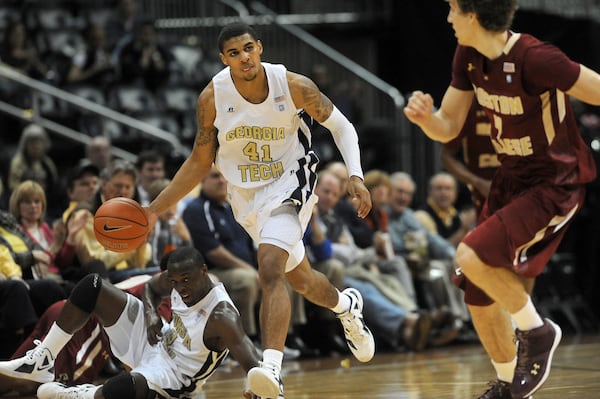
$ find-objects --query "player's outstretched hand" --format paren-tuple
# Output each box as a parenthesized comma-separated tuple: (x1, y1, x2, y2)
(403, 90, 434, 125)
(348, 176, 372, 219)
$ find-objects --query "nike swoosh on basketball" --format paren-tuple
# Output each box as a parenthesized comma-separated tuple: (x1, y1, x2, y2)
(103, 223, 132, 232)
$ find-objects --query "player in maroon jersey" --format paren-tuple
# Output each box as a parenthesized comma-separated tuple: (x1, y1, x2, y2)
(404, 1, 600, 398)
(441, 100, 498, 216)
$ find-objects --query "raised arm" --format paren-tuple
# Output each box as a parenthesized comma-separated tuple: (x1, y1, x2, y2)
(147, 84, 219, 220)
(404, 87, 474, 143)
(287, 71, 372, 218)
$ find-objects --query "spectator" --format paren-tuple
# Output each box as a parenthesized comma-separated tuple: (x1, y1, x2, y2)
(0, 209, 57, 283)
(49, 160, 108, 286)
(115, 18, 171, 92)
(61, 159, 100, 222)
(66, 160, 155, 283)
(134, 149, 166, 206)
(415, 172, 477, 248)
(8, 180, 68, 284)
(85, 136, 113, 171)
(104, 0, 145, 52)
(66, 24, 117, 87)
(0, 20, 50, 80)
(7, 124, 61, 219)
(387, 171, 470, 344)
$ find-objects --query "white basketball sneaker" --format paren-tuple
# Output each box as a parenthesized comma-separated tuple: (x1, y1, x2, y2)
(336, 288, 375, 362)
(37, 382, 98, 399)
(247, 362, 283, 399)
(0, 340, 55, 383)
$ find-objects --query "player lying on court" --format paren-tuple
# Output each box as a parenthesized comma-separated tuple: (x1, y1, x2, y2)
(0, 247, 270, 399)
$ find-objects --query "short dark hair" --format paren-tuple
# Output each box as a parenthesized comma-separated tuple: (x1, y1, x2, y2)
(217, 21, 259, 52)
(457, 0, 518, 32)
(167, 247, 205, 269)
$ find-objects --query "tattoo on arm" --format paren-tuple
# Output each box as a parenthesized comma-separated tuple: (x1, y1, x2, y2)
(300, 81, 333, 122)
(194, 107, 218, 160)
(195, 125, 216, 147)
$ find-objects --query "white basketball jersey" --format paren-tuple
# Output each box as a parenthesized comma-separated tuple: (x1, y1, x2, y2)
(213, 63, 313, 189)
(163, 283, 234, 387)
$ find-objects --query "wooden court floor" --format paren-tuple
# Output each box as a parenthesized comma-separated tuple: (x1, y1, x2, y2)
(5, 334, 600, 398)
(203, 334, 600, 399)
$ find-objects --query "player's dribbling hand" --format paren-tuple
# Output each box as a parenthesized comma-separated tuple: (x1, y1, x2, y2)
(403, 90, 434, 124)
(348, 176, 372, 219)
(143, 206, 159, 239)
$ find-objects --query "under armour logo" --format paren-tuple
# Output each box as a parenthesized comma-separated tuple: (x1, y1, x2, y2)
(530, 363, 540, 375)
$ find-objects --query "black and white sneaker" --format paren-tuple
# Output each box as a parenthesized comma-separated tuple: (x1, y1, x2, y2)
(0, 340, 55, 383)
(336, 288, 375, 362)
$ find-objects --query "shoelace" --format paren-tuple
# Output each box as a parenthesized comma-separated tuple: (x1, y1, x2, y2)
(339, 304, 368, 340)
(514, 332, 531, 375)
(24, 339, 43, 362)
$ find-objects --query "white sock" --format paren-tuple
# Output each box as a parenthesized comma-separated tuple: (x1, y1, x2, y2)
(331, 289, 351, 314)
(39, 322, 73, 359)
(262, 349, 283, 375)
(491, 357, 516, 383)
(510, 296, 544, 331)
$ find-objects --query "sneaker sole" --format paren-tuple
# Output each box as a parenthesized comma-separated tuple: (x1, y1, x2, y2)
(521, 319, 562, 398)
(247, 368, 280, 399)
(0, 369, 53, 384)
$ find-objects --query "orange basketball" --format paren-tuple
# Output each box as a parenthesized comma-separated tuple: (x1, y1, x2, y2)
(94, 197, 149, 253)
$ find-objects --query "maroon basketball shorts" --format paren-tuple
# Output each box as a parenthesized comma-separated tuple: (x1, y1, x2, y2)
(460, 183, 585, 306)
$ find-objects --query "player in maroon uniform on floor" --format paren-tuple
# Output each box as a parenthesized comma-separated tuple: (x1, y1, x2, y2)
(404, 1, 600, 398)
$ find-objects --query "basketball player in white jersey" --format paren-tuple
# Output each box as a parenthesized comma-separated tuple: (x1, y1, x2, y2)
(144, 22, 375, 398)
(0, 247, 263, 399)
